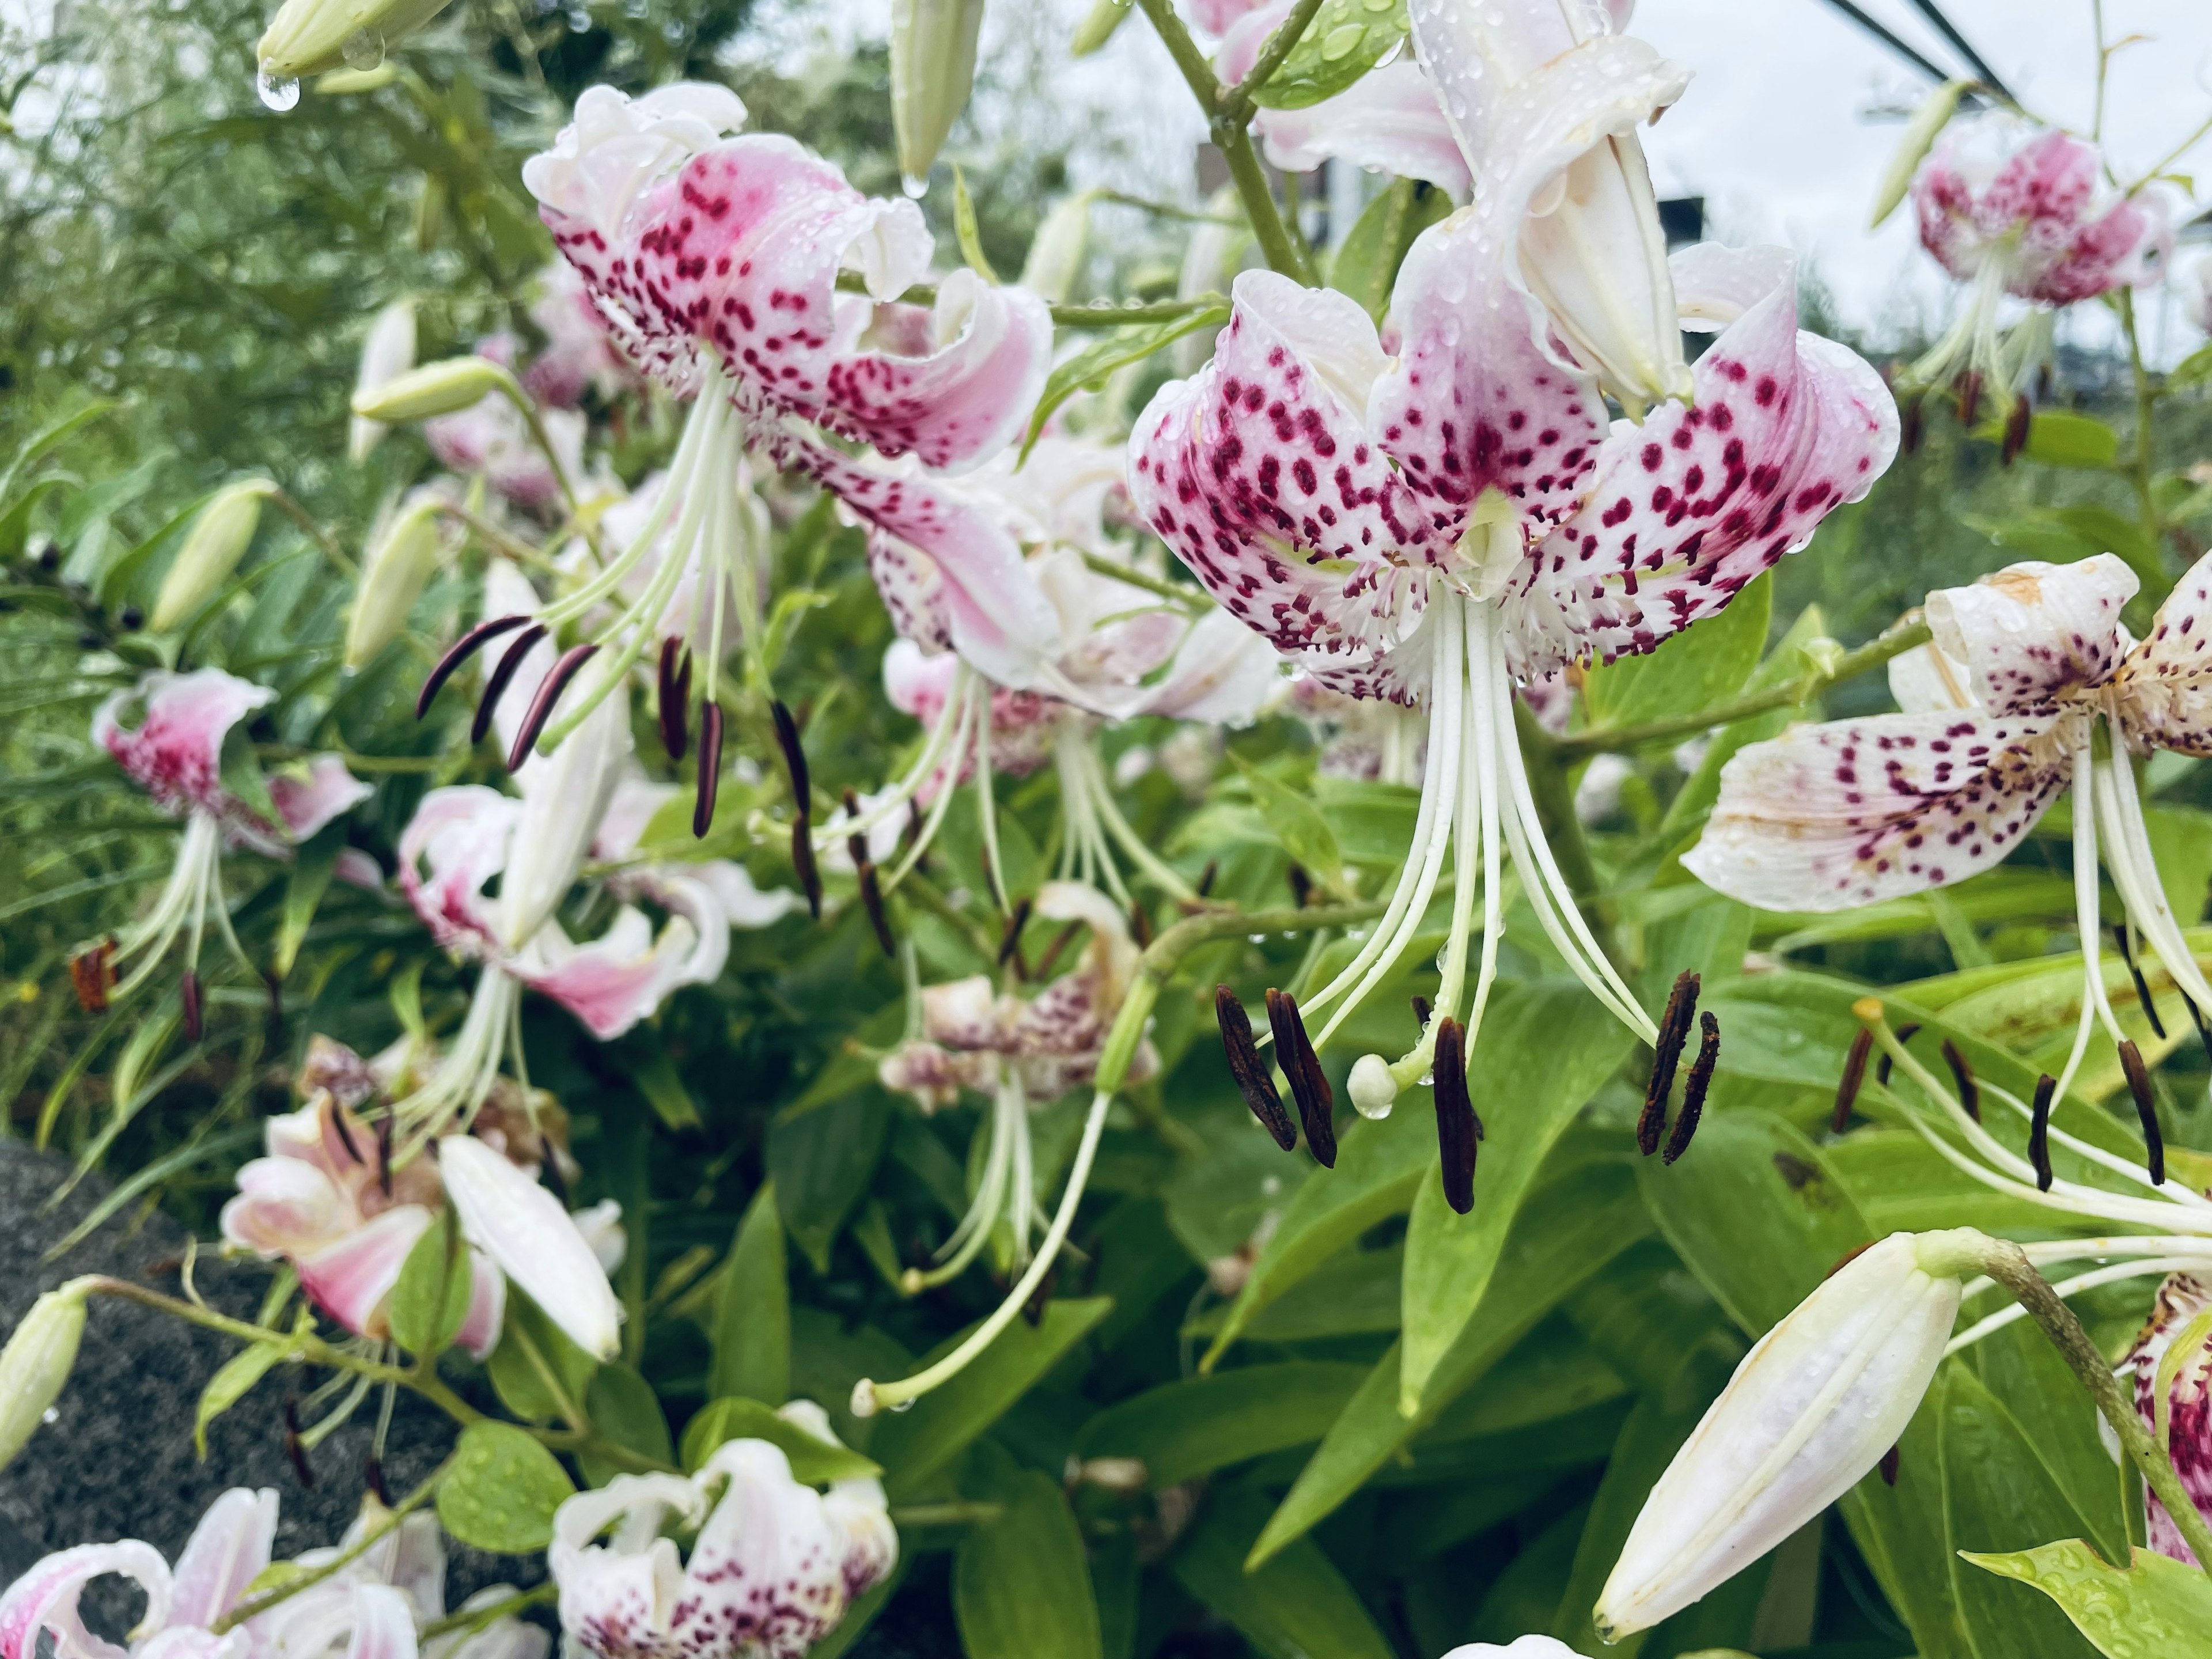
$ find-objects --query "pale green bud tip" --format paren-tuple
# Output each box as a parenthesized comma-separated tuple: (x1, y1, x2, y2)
(850, 1378, 882, 1419)
(0, 1283, 92, 1472)
(350, 357, 507, 423)
(1912, 1226, 1994, 1282)
(151, 479, 277, 632)
(890, 0, 988, 187)
(1870, 78, 1971, 229)
(257, 0, 459, 81)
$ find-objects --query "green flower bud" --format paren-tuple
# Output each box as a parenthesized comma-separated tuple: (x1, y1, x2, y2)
(0, 1279, 93, 1472)
(151, 479, 276, 632)
(344, 497, 445, 668)
(1070, 0, 1130, 58)
(1870, 78, 1972, 229)
(1019, 189, 1096, 304)
(349, 356, 508, 424)
(257, 0, 458, 83)
(891, 0, 988, 194)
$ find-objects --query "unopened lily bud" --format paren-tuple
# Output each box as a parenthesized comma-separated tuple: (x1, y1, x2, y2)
(1070, 0, 1128, 56)
(351, 357, 507, 425)
(1870, 78, 1972, 229)
(1595, 1229, 1983, 1639)
(151, 479, 276, 632)
(0, 1279, 93, 1472)
(257, 0, 458, 82)
(890, 0, 988, 192)
(349, 298, 418, 462)
(343, 497, 443, 668)
(1020, 190, 1096, 303)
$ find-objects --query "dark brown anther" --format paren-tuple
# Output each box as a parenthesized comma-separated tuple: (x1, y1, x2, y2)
(691, 702, 725, 840)
(1035, 920, 1084, 982)
(473, 623, 548, 745)
(2118, 1038, 2165, 1185)
(1266, 988, 1335, 1168)
(656, 638, 689, 762)
(901, 798, 926, 858)
(770, 699, 812, 808)
(68, 940, 115, 1013)
(1955, 368, 1983, 427)
(506, 643, 600, 771)
(1833, 1028, 1874, 1134)
(789, 820, 822, 920)
(1196, 859, 1218, 898)
(1433, 1016, 1478, 1215)
(2036, 363, 2054, 403)
(418, 614, 529, 719)
(2112, 924, 2168, 1039)
(2000, 393, 2032, 467)
(1942, 1038, 1980, 1123)
(2184, 992, 2212, 1067)
(1876, 1022, 1919, 1087)
(1662, 1013, 1721, 1166)
(1901, 393, 1926, 455)
(1878, 1443, 1901, 1487)
(1218, 986, 1295, 1151)
(1128, 900, 1153, 950)
(859, 864, 896, 957)
(327, 1099, 363, 1166)
(843, 789, 869, 872)
(997, 896, 1033, 968)
(1286, 862, 1312, 908)
(2029, 1073, 2056, 1192)
(376, 1115, 394, 1199)
(1411, 994, 1433, 1033)
(363, 1453, 391, 1506)
(180, 971, 203, 1044)
(282, 1400, 316, 1489)
(1640, 971, 1701, 1156)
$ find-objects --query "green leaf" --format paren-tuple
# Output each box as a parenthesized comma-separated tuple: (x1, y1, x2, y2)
(710, 1183, 790, 1406)
(951, 165, 999, 282)
(2014, 411, 2122, 469)
(1399, 983, 1635, 1411)
(1582, 571, 1773, 733)
(870, 1297, 1111, 1499)
(577, 1365, 674, 1487)
(434, 1422, 576, 1555)
(385, 1210, 471, 1359)
(271, 827, 338, 980)
(484, 1291, 599, 1423)
(1962, 1540, 2212, 1659)
(1173, 1483, 1395, 1659)
(954, 1445, 1103, 1659)
(628, 1041, 703, 1132)
(1020, 309, 1227, 460)
(194, 1339, 287, 1459)
(1076, 1362, 1369, 1487)
(767, 1092, 891, 1274)
(1326, 176, 1452, 323)
(1232, 756, 1344, 891)
(2171, 342, 2212, 392)
(1249, 0, 1410, 111)
(678, 1396, 882, 1483)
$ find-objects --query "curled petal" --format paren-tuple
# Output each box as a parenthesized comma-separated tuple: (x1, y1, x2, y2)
(1887, 640, 1978, 715)
(1922, 555, 2136, 715)
(268, 756, 374, 844)
(221, 1155, 353, 1260)
(868, 530, 955, 652)
(512, 904, 718, 1040)
(549, 1476, 705, 1659)
(0, 1541, 173, 1659)
(293, 1207, 435, 1342)
(397, 786, 520, 957)
(457, 1249, 507, 1361)
(2116, 549, 2212, 757)
(438, 1134, 622, 1361)
(94, 670, 274, 823)
(166, 1488, 279, 1634)
(680, 1442, 854, 1654)
(521, 83, 749, 249)
(1684, 709, 2071, 912)
(919, 975, 1009, 1051)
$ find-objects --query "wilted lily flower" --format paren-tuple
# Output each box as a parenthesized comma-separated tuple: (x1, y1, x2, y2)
(1689, 552, 2212, 1103)
(2121, 1272, 2212, 1566)
(880, 882, 1159, 1285)
(74, 670, 369, 1031)
(1595, 1230, 1982, 1639)
(550, 1402, 896, 1659)
(1132, 233, 1893, 1132)
(509, 81, 1053, 810)
(1908, 123, 2168, 403)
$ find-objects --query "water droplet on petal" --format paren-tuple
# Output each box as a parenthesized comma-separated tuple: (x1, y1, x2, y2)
(889, 1395, 918, 1414)
(256, 69, 300, 111)
(342, 27, 384, 69)
(902, 173, 930, 200)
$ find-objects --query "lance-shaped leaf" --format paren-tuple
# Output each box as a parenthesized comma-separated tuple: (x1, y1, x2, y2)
(1020, 308, 1228, 463)
(1074, 1361, 1370, 1488)
(1247, 0, 1410, 111)
(1963, 1540, 2212, 1659)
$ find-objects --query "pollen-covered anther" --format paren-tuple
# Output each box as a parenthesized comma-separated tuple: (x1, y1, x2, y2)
(1833, 1027, 1875, 1134)
(1942, 1037, 1980, 1123)
(2029, 1073, 2056, 1192)
(507, 642, 600, 771)
(843, 789, 869, 872)
(68, 939, 115, 1013)
(1662, 1012, 1720, 1166)
(1876, 1022, 1919, 1088)
(1640, 969, 1700, 1155)
(859, 863, 896, 957)
(1433, 1016, 1479, 1215)
(1218, 985, 1295, 1152)
(2117, 1037, 2165, 1185)
(418, 613, 529, 719)
(693, 703, 724, 839)
(997, 895, 1033, 969)
(657, 637, 691, 761)
(2000, 393, 2032, 467)
(474, 623, 548, 745)
(1266, 987, 1335, 1169)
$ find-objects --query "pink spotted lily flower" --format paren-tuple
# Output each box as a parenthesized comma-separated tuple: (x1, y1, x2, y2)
(75, 670, 369, 1037)
(1688, 552, 2212, 1105)
(1132, 212, 1894, 1118)
(878, 882, 1160, 1286)
(2120, 1272, 2212, 1566)
(1907, 122, 2169, 407)
(487, 82, 1052, 832)
(550, 1401, 895, 1659)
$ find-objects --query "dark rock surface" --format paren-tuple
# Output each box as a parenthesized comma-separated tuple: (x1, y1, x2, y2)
(0, 1139, 536, 1605)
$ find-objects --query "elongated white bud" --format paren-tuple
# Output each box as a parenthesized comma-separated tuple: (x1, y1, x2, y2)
(151, 479, 276, 632)
(1870, 78, 1972, 229)
(891, 0, 988, 193)
(1020, 189, 1095, 303)
(350, 357, 507, 424)
(1595, 1229, 1983, 1639)
(349, 298, 418, 462)
(0, 1279, 93, 1472)
(344, 497, 444, 668)
(257, 0, 458, 81)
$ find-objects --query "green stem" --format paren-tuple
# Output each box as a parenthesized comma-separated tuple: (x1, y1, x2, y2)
(212, 1453, 456, 1632)
(1558, 614, 1934, 757)
(1078, 550, 1210, 612)
(431, 499, 551, 569)
(887, 1501, 1005, 1527)
(832, 272, 1229, 328)
(266, 487, 354, 577)
(1973, 1236, 2212, 1578)
(506, 1318, 589, 1433)
(418, 1583, 556, 1642)
(1220, 0, 1328, 120)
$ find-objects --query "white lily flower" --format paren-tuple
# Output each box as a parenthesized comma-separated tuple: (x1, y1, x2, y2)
(1594, 1230, 1982, 1639)
(437, 1133, 622, 1362)
(1443, 1640, 1594, 1659)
